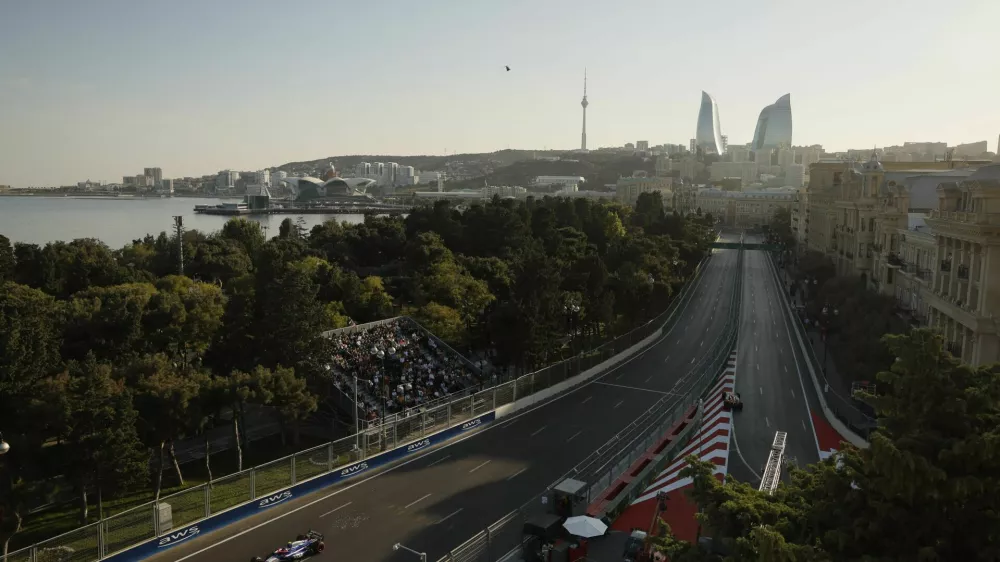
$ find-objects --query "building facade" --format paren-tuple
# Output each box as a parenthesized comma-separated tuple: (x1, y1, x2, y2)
(615, 176, 673, 206)
(695, 187, 795, 227)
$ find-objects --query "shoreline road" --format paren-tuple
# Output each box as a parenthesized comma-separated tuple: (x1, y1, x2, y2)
(728, 248, 822, 485)
(150, 250, 740, 562)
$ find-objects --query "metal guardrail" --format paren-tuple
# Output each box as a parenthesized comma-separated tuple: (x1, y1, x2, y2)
(3, 260, 712, 562)
(435, 250, 746, 562)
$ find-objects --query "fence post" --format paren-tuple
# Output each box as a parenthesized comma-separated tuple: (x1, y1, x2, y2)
(31, 546, 37, 562)
(250, 469, 257, 500)
(98, 519, 106, 559)
(512, 377, 518, 403)
(447, 401, 452, 428)
(468, 395, 475, 420)
(153, 501, 161, 537)
(291, 455, 297, 485)
(491, 386, 497, 412)
(204, 485, 211, 518)
(327, 443, 333, 472)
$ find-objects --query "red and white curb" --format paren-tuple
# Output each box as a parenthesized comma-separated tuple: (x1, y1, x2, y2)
(630, 351, 736, 504)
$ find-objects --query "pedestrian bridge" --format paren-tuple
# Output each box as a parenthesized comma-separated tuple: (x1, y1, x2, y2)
(711, 241, 782, 251)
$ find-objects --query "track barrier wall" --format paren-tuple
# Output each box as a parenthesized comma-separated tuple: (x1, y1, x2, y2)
(5, 258, 714, 562)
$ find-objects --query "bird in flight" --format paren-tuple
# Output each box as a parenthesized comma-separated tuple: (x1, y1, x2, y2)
(505, 65, 510, 71)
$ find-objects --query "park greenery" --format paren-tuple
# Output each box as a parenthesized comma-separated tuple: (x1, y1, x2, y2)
(654, 329, 1000, 561)
(0, 193, 714, 555)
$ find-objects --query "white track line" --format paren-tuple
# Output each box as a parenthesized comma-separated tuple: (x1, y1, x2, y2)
(404, 494, 431, 509)
(436, 508, 463, 525)
(319, 502, 351, 518)
(469, 460, 491, 473)
(506, 468, 527, 481)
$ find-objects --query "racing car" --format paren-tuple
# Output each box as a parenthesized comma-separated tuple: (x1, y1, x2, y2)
(251, 531, 325, 562)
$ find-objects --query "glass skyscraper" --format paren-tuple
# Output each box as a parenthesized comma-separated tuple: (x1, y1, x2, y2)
(752, 94, 793, 150)
(696, 91, 725, 155)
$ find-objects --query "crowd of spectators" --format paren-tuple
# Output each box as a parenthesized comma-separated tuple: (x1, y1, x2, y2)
(328, 318, 482, 422)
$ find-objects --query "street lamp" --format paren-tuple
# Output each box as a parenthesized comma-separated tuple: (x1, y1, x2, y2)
(393, 543, 427, 562)
(372, 347, 387, 444)
(0, 432, 10, 455)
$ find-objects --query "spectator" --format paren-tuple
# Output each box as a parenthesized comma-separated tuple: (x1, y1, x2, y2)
(327, 318, 481, 421)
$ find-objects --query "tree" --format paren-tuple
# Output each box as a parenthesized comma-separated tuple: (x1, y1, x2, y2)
(666, 329, 1000, 561)
(45, 359, 147, 524)
(219, 368, 269, 471)
(131, 355, 204, 500)
(60, 283, 157, 362)
(143, 276, 225, 366)
(219, 218, 266, 267)
(258, 366, 317, 445)
(0, 235, 13, 282)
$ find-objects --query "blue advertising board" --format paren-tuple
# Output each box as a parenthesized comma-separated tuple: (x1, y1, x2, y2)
(105, 411, 496, 562)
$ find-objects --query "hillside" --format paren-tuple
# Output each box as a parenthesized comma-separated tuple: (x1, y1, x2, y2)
(273, 149, 551, 176)
(447, 152, 657, 191)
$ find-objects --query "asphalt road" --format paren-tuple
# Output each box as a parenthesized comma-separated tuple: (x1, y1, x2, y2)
(151, 250, 740, 562)
(728, 246, 822, 485)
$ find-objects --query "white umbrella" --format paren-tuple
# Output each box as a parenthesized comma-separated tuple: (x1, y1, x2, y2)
(562, 515, 607, 538)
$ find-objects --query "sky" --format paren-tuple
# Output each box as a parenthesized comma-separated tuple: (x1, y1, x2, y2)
(1, 0, 998, 188)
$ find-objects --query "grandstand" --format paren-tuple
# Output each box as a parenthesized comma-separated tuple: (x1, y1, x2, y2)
(325, 317, 488, 426)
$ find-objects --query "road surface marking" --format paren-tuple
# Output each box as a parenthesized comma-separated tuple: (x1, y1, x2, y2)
(691, 357, 696, 363)
(566, 430, 582, 443)
(663, 355, 670, 362)
(506, 468, 528, 481)
(530, 426, 548, 437)
(436, 508, 463, 525)
(790, 388, 796, 399)
(644, 374, 653, 383)
(765, 417, 770, 428)
(427, 455, 451, 467)
(581, 396, 592, 405)
(320, 502, 352, 518)
(404, 493, 432, 509)
(614, 400, 625, 409)
(756, 363, 760, 371)
(595, 381, 674, 395)
(469, 460, 492, 473)
(784, 366, 788, 372)
(755, 345, 758, 352)
(759, 387, 763, 395)
(700, 341, 704, 347)
(802, 420, 808, 431)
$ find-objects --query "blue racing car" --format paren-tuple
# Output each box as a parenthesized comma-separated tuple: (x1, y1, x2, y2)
(251, 531, 325, 562)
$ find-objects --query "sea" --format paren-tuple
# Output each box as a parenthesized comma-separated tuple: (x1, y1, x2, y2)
(0, 195, 369, 248)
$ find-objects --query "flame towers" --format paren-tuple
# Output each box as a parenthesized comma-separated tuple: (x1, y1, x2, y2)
(752, 94, 793, 150)
(696, 91, 725, 155)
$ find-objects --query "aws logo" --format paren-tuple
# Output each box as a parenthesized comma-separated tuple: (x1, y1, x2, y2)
(407, 439, 431, 452)
(340, 462, 369, 478)
(258, 490, 293, 509)
(158, 525, 200, 548)
(461, 419, 482, 431)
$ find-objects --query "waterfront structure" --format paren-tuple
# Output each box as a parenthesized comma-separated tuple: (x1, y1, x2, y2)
(695, 91, 724, 155)
(580, 70, 589, 151)
(751, 94, 793, 151)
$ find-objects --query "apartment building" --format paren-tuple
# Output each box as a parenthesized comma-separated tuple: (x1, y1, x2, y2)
(920, 164, 1000, 365)
(695, 187, 796, 227)
(805, 154, 978, 280)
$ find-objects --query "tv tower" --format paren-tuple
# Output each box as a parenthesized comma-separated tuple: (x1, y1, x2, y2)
(580, 69, 589, 151)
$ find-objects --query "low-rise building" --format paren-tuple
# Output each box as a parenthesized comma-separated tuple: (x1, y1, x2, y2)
(615, 176, 672, 206)
(695, 186, 796, 227)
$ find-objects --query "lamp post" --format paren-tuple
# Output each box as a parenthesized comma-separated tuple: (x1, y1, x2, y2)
(372, 347, 386, 448)
(820, 305, 838, 374)
(393, 543, 427, 562)
(0, 432, 9, 455)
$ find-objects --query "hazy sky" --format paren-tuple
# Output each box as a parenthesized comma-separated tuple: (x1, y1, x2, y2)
(1, 0, 998, 188)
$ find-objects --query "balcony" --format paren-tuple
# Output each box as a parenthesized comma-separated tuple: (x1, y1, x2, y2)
(887, 253, 904, 267)
(917, 268, 932, 282)
(958, 264, 970, 280)
(940, 260, 952, 272)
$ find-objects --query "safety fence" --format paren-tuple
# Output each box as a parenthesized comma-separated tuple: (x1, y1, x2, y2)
(435, 250, 745, 562)
(4, 259, 712, 562)
(763, 252, 876, 439)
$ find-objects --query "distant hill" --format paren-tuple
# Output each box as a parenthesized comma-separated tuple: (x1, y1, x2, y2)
(448, 152, 657, 191)
(273, 149, 549, 176)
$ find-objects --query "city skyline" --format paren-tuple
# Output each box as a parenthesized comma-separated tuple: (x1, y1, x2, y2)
(1, 0, 998, 188)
